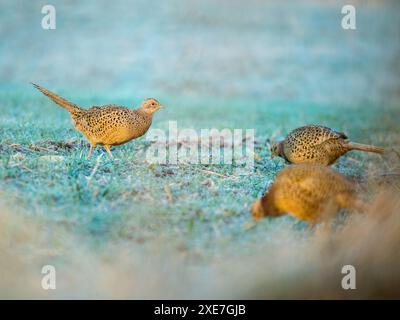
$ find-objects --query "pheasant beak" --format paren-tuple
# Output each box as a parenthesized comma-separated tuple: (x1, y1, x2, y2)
(159, 105, 165, 109)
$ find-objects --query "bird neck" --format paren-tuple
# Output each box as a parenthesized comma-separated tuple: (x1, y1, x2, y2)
(261, 191, 282, 217)
(136, 108, 154, 118)
(278, 142, 285, 157)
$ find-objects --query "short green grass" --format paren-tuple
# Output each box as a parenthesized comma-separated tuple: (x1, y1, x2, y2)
(1, 91, 399, 260)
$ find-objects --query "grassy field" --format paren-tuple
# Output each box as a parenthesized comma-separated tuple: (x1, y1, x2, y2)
(1, 0, 400, 298)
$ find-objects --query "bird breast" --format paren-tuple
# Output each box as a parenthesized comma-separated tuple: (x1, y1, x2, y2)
(109, 111, 152, 145)
(75, 108, 152, 146)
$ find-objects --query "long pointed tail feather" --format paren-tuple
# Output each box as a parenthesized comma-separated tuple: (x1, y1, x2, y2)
(347, 142, 385, 154)
(31, 83, 82, 116)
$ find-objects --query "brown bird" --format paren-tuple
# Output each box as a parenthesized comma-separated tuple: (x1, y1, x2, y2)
(270, 125, 384, 165)
(251, 164, 364, 223)
(32, 83, 163, 158)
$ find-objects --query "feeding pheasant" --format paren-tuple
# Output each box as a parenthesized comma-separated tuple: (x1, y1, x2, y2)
(270, 125, 384, 165)
(251, 164, 365, 223)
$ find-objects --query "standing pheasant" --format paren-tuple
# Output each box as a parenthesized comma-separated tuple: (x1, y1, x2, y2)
(32, 83, 163, 158)
(270, 125, 384, 165)
(251, 164, 364, 223)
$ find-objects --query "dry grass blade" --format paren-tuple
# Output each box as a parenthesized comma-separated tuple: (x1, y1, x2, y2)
(86, 154, 103, 186)
(164, 184, 174, 203)
(199, 169, 230, 178)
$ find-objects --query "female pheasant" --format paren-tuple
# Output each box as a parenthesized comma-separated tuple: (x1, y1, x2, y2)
(270, 125, 384, 165)
(251, 164, 365, 223)
(32, 83, 163, 158)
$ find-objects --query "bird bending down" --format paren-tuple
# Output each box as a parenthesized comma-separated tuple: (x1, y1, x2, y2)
(32, 83, 163, 158)
(270, 125, 384, 165)
(251, 164, 365, 224)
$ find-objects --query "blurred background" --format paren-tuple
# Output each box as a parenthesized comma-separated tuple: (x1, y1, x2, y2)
(1, 0, 399, 105)
(0, 0, 399, 299)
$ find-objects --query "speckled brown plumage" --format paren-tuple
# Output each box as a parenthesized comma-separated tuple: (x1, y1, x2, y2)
(32, 83, 163, 158)
(270, 125, 384, 165)
(251, 164, 364, 223)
